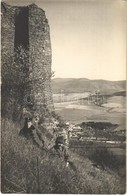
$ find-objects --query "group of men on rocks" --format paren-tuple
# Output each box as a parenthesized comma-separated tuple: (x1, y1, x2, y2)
(19, 116, 73, 167)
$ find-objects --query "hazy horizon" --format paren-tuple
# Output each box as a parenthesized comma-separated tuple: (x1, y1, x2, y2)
(51, 77, 126, 82)
(4, 0, 126, 81)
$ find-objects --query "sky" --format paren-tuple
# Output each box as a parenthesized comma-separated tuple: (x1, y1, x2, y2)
(4, 0, 126, 80)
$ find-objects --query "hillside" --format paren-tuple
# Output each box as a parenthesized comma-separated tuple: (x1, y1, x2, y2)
(51, 78, 126, 94)
(1, 118, 125, 193)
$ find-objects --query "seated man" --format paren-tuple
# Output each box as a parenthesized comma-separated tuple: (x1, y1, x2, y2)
(19, 117, 44, 148)
(58, 129, 69, 146)
(50, 136, 70, 167)
(19, 117, 34, 139)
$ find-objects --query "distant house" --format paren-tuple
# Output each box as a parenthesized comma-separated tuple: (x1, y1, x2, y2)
(120, 129, 126, 134)
(72, 126, 82, 131)
(113, 125, 126, 135)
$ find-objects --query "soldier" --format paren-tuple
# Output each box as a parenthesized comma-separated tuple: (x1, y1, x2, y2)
(19, 117, 34, 138)
(49, 135, 70, 167)
(58, 128, 69, 146)
(19, 117, 44, 148)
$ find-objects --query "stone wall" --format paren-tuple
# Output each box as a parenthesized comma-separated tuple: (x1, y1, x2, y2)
(1, 2, 54, 121)
(1, 3, 16, 119)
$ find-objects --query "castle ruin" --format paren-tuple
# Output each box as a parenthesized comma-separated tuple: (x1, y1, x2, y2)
(1, 2, 54, 122)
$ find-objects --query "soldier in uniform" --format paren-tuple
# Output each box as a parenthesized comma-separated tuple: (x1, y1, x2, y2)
(49, 135, 70, 167)
(19, 117, 44, 148)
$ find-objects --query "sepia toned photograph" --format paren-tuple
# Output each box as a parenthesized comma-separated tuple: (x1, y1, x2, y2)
(1, 0, 126, 193)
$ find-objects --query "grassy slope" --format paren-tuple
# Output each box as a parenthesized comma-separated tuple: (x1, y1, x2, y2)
(1, 118, 125, 194)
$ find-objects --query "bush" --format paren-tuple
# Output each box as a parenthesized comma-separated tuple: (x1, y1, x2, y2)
(88, 147, 116, 168)
(87, 146, 126, 172)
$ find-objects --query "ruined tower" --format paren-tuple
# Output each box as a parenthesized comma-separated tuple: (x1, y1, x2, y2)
(1, 2, 54, 121)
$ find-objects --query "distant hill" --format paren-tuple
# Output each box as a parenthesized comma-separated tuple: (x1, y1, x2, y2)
(112, 91, 126, 97)
(51, 78, 126, 94)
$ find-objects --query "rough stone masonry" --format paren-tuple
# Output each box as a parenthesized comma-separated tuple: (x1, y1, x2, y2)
(1, 2, 54, 122)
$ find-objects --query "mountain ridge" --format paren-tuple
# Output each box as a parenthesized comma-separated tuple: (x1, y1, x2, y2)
(51, 78, 126, 94)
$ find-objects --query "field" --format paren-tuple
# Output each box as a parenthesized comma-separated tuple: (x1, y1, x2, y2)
(54, 94, 126, 125)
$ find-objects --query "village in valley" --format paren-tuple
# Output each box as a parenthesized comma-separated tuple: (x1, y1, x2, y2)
(52, 85, 126, 158)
